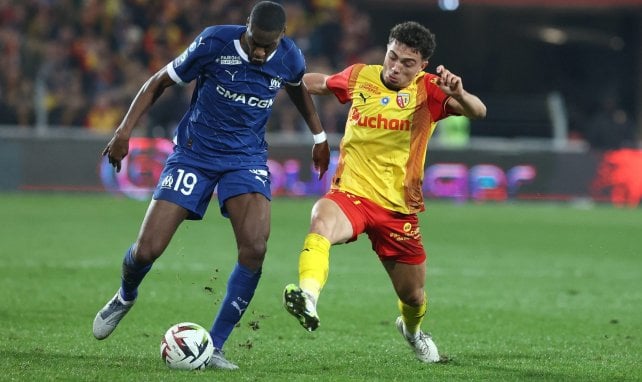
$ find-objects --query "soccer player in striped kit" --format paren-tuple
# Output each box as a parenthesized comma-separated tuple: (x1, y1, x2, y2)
(93, 1, 329, 370)
(284, 21, 486, 363)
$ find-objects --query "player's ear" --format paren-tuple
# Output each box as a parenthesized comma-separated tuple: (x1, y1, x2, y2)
(421, 60, 428, 71)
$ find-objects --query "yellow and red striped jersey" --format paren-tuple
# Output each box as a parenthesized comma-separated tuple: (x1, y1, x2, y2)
(326, 64, 452, 214)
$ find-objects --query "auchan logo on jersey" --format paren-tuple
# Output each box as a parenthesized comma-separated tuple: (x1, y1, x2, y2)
(349, 108, 410, 131)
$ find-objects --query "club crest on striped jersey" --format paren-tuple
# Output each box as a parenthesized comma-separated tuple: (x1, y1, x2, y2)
(396, 92, 410, 108)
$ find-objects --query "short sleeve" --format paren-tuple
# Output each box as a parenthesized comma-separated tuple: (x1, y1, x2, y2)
(284, 45, 306, 85)
(169, 27, 219, 85)
(326, 65, 358, 104)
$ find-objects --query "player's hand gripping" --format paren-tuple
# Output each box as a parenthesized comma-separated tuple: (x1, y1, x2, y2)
(102, 131, 130, 173)
(435, 65, 465, 98)
(312, 141, 330, 180)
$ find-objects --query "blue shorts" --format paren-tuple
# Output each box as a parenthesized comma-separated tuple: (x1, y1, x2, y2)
(152, 150, 271, 220)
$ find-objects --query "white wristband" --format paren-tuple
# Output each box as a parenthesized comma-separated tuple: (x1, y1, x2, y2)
(313, 131, 327, 144)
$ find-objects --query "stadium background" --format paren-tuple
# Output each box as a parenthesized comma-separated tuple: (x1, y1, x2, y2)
(1, 0, 641, 207)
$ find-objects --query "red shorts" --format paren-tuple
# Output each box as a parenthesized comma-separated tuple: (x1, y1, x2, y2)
(323, 190, 426, 265)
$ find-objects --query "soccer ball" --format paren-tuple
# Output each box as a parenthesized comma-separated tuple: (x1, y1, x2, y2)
(160, 322, 214, 370)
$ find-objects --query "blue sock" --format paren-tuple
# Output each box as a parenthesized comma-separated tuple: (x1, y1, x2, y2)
(120, 246, 152, 301)
(210, 263, 262, 350)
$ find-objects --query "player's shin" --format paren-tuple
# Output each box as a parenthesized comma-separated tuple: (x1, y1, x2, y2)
(298, 233, 331, 301)
(210, 263, 261, 350)
(120, 245, 152, 301)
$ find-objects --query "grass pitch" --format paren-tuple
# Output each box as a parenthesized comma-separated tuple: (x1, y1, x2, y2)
(0, 193, 640, 381)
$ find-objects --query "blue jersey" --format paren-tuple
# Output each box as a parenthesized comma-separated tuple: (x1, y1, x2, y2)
(166, 25, 306, 166)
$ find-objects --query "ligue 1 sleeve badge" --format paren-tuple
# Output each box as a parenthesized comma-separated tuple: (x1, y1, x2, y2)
(396, 92, 410, 108)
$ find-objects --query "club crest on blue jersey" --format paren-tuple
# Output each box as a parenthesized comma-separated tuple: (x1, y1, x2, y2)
(269, 78, 283, 90)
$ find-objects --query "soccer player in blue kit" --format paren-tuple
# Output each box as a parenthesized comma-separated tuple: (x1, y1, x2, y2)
(92, 1, 330, 370)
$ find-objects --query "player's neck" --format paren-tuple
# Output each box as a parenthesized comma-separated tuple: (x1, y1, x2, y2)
(380, 73, 403, 92)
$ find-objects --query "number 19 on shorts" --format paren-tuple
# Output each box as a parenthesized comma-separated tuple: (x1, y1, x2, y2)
(160, 168, 198, 196)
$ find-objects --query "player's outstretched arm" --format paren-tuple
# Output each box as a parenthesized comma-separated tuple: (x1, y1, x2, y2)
(102, 67, 176, 172)
(285, 82, 330, 179)
(302, 73, 332, 95)
(436, 65, 487, 120)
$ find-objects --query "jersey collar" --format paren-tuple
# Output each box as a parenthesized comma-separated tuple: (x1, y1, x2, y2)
(233, 39, 278, 64)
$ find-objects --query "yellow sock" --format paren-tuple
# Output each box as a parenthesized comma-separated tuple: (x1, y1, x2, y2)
(398, 293, 427, 336)
(298, 233, 331, 300)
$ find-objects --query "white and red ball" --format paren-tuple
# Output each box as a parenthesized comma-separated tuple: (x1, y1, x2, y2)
(160, 322, 214, 370)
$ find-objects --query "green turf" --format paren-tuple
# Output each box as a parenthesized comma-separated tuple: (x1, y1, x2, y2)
(0, 194, 640, 381)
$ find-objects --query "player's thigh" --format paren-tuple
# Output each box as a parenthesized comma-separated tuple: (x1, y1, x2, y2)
(312, 193, 360, 244)
(225, 192, 271, 246)
(136, 199, 190, 260)
(218, 167, 272, 247)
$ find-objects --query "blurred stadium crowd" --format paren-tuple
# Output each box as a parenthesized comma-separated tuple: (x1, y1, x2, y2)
(0, 0, 380, 136)
(1, 1, 639, 150)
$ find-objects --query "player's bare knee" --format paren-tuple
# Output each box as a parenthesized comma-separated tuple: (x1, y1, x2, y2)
(309, 218, 330, 237)
(399, 289, 425, 307)
(238, 241, 266, 267)
(133, 241, 164, 264)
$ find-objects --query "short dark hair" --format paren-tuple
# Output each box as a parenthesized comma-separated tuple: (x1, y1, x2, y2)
(388, 21, 436, 60)
(250, 1, 286, 32)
